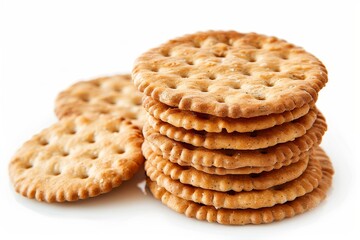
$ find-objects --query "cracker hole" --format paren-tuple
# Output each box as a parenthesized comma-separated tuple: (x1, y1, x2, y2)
(161, 49, 171, 57)
(217, 97, 225, 103)
(116, 148, 125, 154)
(280, 54, 289, 60)
(61, 150, 69, 157)
(208, 74, 217, 80)
(87, 135, 96, 144)
(265, 82, 274, 87)
(24, 162, 33, 169)
(90, 152, 98, 160)
(271, 66, 280, 72)
(91, 81, 101, 87)
(200, 86, 208, 92)
(249, 131, 258, 137)
(180, 72, 189, 78)
(186, 59, 194, 65)
(104, 98, 116, 105)
(52, 170, 61, 176)
(99, 109, 110, 114)
(67, 128, 77, 135)
(39, 138, 49, 146)
(289, 73, 306, 80)
(79, 173, 89, 179)
(248, 56, 257, 62)
(214, 52, 227, 58)
(150, 66, 159, 73)
(79, 94, 90, 102)
(242, 70, 251, 76)
(232, 84, 241, 90)
(254, 96, 266, 101)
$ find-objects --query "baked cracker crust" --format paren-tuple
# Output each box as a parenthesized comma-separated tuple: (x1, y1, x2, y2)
(9, 114, 144, 202)
(146, 109, 317, 150)
(143, 142, 309, 192)
(55, 74, 146, 128)
(133, 31, 327, 118)
(142, 112, 327, 170)
(146, 149, 322, 209)
(143, 96, 312, 133)
(147, 147, 334, 225)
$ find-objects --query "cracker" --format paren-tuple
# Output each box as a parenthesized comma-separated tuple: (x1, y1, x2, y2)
(146, 109, 317, 150)
(133, 31, 327, 118)
(55, 74, 146, 128)
(8, 114, 144, 202)
(144, 143, 309, 192)
(143, 112, 327, 170)
(143, 96, 312, 133)
(146, 147, 333, 224)
(146, 148, 322, 209)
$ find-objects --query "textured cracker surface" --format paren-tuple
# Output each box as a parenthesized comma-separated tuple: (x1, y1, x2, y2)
(134, 31, 327, 118)
(143, 96, 312, 133)
(9, 115, 144, 202)
(147, 147, 334, 225)
(55, 74, 146, 128)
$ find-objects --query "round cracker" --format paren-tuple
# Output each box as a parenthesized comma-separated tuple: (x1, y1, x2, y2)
(146, 109, 317, 150)
(9, 114, 144, 202)
(144, 144, 309, 192)
(55, 74, 146, 128)
(143, 112, 327, 170)
(143, 96, 312, 133)
(133, 31, 327, 118)
(147, 147, 334, 225)
(146, 149, 322, 209)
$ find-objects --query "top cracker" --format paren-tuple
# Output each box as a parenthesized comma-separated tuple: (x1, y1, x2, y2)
(133, 31, 327, 118)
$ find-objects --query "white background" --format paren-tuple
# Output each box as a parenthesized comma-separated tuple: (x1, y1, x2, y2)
(0, 0, 359, 239)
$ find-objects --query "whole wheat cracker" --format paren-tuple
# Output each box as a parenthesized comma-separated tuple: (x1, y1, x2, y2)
(143, 143, 309, 192)
(133, 31, 327, 118)
(9, 114, 144, 202)
(143, 112, 327, 170)
(146, 109, 317, 150)
(143, 96, 312, 133)
(55, 74, 146, 128)
(146, 147, 334, 225)
(146, 151, 322, 209)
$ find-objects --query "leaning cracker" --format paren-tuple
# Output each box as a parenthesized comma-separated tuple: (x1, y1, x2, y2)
(143, 112, 327, 169)
(144, 96, 312, 133)
(55, 74, 146, 128)
(133, 31, 327, 118)
(9, 114, 144, 202)
(143, 143, 309, 192)
(146, 109, 317, 150)
(147, 147, 334, 225)
(146, 151, 322, 209)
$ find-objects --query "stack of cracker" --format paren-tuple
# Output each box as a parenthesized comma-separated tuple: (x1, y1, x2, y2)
(133, 31, 334, 225)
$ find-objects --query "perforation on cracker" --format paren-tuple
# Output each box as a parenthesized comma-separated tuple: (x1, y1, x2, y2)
(9, 114, 144, 202)
(133, 31, 327, 118)
(55, 74, 146, 128)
